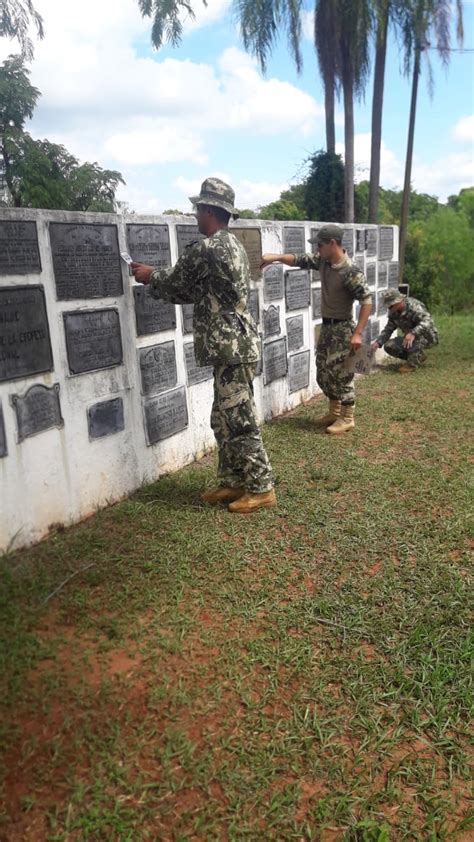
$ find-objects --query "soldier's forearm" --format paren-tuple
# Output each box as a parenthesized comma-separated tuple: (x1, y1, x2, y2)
(354, 302, 371, 335)
(263, 253, 296, 267)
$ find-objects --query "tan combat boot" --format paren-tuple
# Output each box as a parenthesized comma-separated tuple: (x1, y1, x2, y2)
(326, 404, 355, 435)
(228, 489, 277, 513)
(314, 399, 341, 428)
(201, 486, 245, 505)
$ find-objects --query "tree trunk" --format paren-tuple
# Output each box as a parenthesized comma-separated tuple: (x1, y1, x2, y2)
(325, 79, 336, 155)
(399, 46, 421, 284)
(368, 5, 389, 223)
(343, 73, 354, 223)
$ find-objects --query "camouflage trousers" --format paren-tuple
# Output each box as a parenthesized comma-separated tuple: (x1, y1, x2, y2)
(210, 364, 274, 493)
(316, 321, 355, 405)
(384, 335, 435, 367)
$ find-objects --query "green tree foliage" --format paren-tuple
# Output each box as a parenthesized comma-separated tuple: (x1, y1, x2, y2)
(0, 56, 124, 211)
(0, 0, 44, 59)
(304, 150, 345, 222)
(258, 199, 305, 221)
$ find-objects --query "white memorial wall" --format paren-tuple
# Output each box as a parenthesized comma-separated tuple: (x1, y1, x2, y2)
(0, 209, 398, 552)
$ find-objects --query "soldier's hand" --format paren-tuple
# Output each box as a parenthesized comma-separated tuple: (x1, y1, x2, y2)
(260, 254, 277, 269)
(371, 340, 381, 352)
(350, 331, 363, 353)
(402, 332, 415, 348)
(131, 262, 154, 284)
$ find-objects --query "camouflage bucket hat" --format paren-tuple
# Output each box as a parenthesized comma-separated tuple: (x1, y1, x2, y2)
(190, 177, 239, 219)
(382, 288, 406, 306)
(308, 223, 344, 244)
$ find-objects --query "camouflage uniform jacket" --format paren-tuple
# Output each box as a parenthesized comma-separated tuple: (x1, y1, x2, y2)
(149, 229, 259, 366)
(292, 252, 371, 319)
(377, 297, 438, 346)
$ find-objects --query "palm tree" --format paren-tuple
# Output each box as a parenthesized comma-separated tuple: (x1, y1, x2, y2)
(368, 0, 390, 222)
(398, 0, 464, 281)
(314, 0, 339, 155)
(0, 0, 44, 59)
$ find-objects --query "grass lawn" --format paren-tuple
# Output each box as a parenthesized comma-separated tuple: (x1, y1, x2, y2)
(1, 314, 473, 841)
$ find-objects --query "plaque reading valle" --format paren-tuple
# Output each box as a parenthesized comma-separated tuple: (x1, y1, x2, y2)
(0, 286, 53, 383)
(366, 262, 376, 288)
(263, 265, 284, 301)
(182, 303, 194, 334)
(263, 337, 287, 385)
(378, 262, 388, 288)
(176, 225, 204, 257)
(231, 228, 262, 280)
(286, 315, 304, 352)
(388, 262, 399, 285)
(50, 223, 122, 300)
(289, 350, 310, 393)
(379, 226, 394, 260)
(342, 228, 354, 257)
(11, 383, 63, 442)
(127, 224, 171, 268)
(88, 398, 125, 440)
(144, 386, 188, 444)
(0, 402, 6, 457)
(0, 220, 41, 275)
(263, 305, 281, 338)
(312, 288, 322, 320)
(138, 341, 177, 396)
(285, 270, 311, 311)
(249, 289, 259, 325)
(366, 228, 378, 257)
(133, 286, 176, 336)
(282, 227, 306, 253)
(184, 342, 213, 386)
(64, 309, 123, 375)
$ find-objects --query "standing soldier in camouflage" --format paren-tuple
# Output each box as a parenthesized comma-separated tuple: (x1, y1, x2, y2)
(132, 177, 276, 513)
(371, 288, 438, 372)
(261, 224, 372, 434)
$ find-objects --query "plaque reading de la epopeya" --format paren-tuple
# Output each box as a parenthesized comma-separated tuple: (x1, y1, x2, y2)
(0, 220, 41, 275)
(63, 309, 123, 375)
(49, 223, 123, 300)
(0, 286, 53, 383)
(127, 224, 171, 268)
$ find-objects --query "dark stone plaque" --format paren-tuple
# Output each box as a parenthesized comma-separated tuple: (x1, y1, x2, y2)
(356, 229, 365, 253)
(0, 220, 41, 275)
(362, 320, 372, 344)
(376, 291, 388, 317)
(263, 305, 281, 338)
(288, 350, 310, 393)
(371, 319, 380, 341)
(366, 228, 378, 257)
(354, 255, 365, 272)
(176, 225, 204, 257)
(263, 337, 287, 385)
(0, 286, 53, 383)
(286, 315, 304, 352)
(366, 262, 376, 288)
(342, 228, 354, 257)
(127, 224, 171, 268)
(388, 262, 399, 285)
(255, 335, 263, 377)
(184, 342, 213, 385)
(133, 286, 176, 336)
(63, 309, 123, 375)
(138, 341, 177, 396)
(263, 265, 284, 301)
(231, 228, 262, 281)
(0, 402, 6, 457)
(379, 226, 394, 260)
(10, 383, 63, 442)
(49, 223, 123, 300)
(285, 270, 311, 311)
(182, 303, 194, 334)
(144, 386, 188, 444)
(88, 397, 124, 440)
(249, 289, 259, 325)
(378, 262, 388, 288)
(312, 288, 322, 320)
(282, 227, 306, 253)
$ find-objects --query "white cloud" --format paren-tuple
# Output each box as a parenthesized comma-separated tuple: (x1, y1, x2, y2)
(105, 123, 208, 166)
(175, 174, 288, 210)
(301, 10, 315, 41)
(336, 133, 404, 188)
(452, 114, 474, 143)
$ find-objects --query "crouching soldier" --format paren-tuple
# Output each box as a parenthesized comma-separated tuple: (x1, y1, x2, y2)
(372, 288, 438, 372)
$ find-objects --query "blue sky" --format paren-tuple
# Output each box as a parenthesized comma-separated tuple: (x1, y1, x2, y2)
(1, 0, 473, 212)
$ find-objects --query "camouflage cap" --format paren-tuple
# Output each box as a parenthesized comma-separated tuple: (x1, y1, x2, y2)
(382, 288, 406, 306)
(190, 177, 239, 219)
(307, 224, 344, 245)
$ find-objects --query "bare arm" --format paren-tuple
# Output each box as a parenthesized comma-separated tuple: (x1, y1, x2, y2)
(260, 253, 296, 269)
